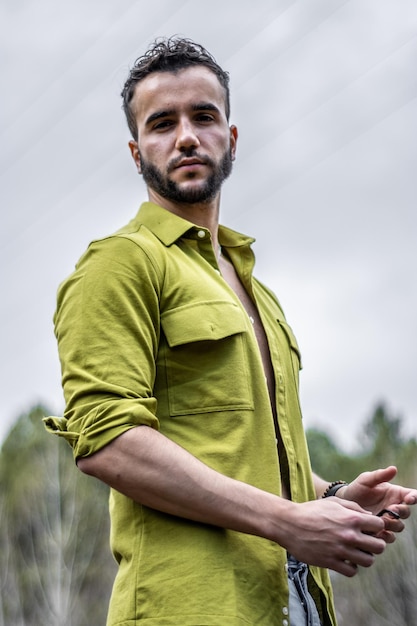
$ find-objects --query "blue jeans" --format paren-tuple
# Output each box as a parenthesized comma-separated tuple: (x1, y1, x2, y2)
(287, 555, 323, 626)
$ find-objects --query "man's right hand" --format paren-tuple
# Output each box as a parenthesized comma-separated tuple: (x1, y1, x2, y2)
(277, 497, 386, 577)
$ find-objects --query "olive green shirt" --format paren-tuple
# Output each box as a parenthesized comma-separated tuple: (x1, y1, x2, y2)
(45, 202, 336, 625)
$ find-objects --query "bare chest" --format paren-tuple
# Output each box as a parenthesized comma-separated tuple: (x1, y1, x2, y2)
(218, 254, 274, 394)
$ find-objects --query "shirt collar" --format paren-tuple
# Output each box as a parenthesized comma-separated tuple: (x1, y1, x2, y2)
(134, 202, 255, 249)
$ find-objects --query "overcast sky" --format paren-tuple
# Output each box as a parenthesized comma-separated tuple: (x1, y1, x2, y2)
(1, 0, 416, 450)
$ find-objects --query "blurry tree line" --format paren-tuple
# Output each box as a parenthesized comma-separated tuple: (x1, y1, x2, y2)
(0, 402, 416, 625)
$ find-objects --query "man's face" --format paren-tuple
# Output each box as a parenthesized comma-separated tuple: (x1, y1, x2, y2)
(128, 66, 237, 206)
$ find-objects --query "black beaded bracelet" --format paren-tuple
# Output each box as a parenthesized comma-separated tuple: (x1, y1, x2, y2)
(322, 481, 348, 498)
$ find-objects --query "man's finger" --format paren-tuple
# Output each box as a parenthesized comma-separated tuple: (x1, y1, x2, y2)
(362, 466, 397, 488)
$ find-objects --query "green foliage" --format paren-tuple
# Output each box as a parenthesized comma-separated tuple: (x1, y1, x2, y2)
(0, 405, 116, 626)
(307, 401, 417, 483)
(305, 428, 365, 483)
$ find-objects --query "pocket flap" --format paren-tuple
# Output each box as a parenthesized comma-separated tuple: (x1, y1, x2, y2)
(161, 301, 247, 347)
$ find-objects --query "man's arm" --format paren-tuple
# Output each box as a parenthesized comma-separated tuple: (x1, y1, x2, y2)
(78, 424, 387, 577)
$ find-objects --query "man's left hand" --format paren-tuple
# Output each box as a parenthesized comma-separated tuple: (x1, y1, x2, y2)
(339, 466, 417, 542)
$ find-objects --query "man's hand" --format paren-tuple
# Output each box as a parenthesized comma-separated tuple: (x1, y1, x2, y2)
(281, 497, 386, 577)
(339, 466, 417, 542)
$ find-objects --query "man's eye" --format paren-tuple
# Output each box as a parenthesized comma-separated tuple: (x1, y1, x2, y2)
(153, 120, 174, 130)
(197, 114, 214, 123)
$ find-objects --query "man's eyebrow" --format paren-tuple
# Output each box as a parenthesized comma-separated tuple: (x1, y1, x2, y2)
(145, 110, 175, 126)
(145, 102, 221, 126)
(192, 102, 221, 114)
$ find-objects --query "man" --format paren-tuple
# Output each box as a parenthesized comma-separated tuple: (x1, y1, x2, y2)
(45, 37, 416, 625)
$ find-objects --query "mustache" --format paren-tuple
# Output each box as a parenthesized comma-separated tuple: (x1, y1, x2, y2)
(167, 152, 213, 173)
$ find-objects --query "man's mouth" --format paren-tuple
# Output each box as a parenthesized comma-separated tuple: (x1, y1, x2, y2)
(174, 157, 206, 169)
(168, 154, 211, 173)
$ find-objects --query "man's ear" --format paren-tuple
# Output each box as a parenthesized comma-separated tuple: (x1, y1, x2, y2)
(229, 125, 238, 161)
(128, 140, 142, 174)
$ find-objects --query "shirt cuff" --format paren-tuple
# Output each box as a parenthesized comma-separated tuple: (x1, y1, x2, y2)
(43, 397, 160, 460)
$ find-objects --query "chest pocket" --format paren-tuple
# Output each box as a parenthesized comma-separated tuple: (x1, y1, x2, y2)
(160, 301, 254, 416)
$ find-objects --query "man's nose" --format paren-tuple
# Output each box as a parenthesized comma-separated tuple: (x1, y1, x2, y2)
(175, 119, 200, 151)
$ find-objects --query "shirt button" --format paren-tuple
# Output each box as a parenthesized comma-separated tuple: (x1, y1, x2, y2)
(197, 229, 206, 238)
(249, 316, 255, 324)
(283, 620, 289, 626)
(284, 562, 288, 573)
(282, 606, 289, 616)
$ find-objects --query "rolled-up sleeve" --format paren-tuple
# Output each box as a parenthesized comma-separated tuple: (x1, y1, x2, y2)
(45, 235, 162, 460)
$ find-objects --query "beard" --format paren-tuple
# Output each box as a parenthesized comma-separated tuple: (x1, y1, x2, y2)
(139, 147, 233, 204)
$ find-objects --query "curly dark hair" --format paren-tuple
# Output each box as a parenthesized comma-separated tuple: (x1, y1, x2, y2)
(121, 36, 230, 140)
